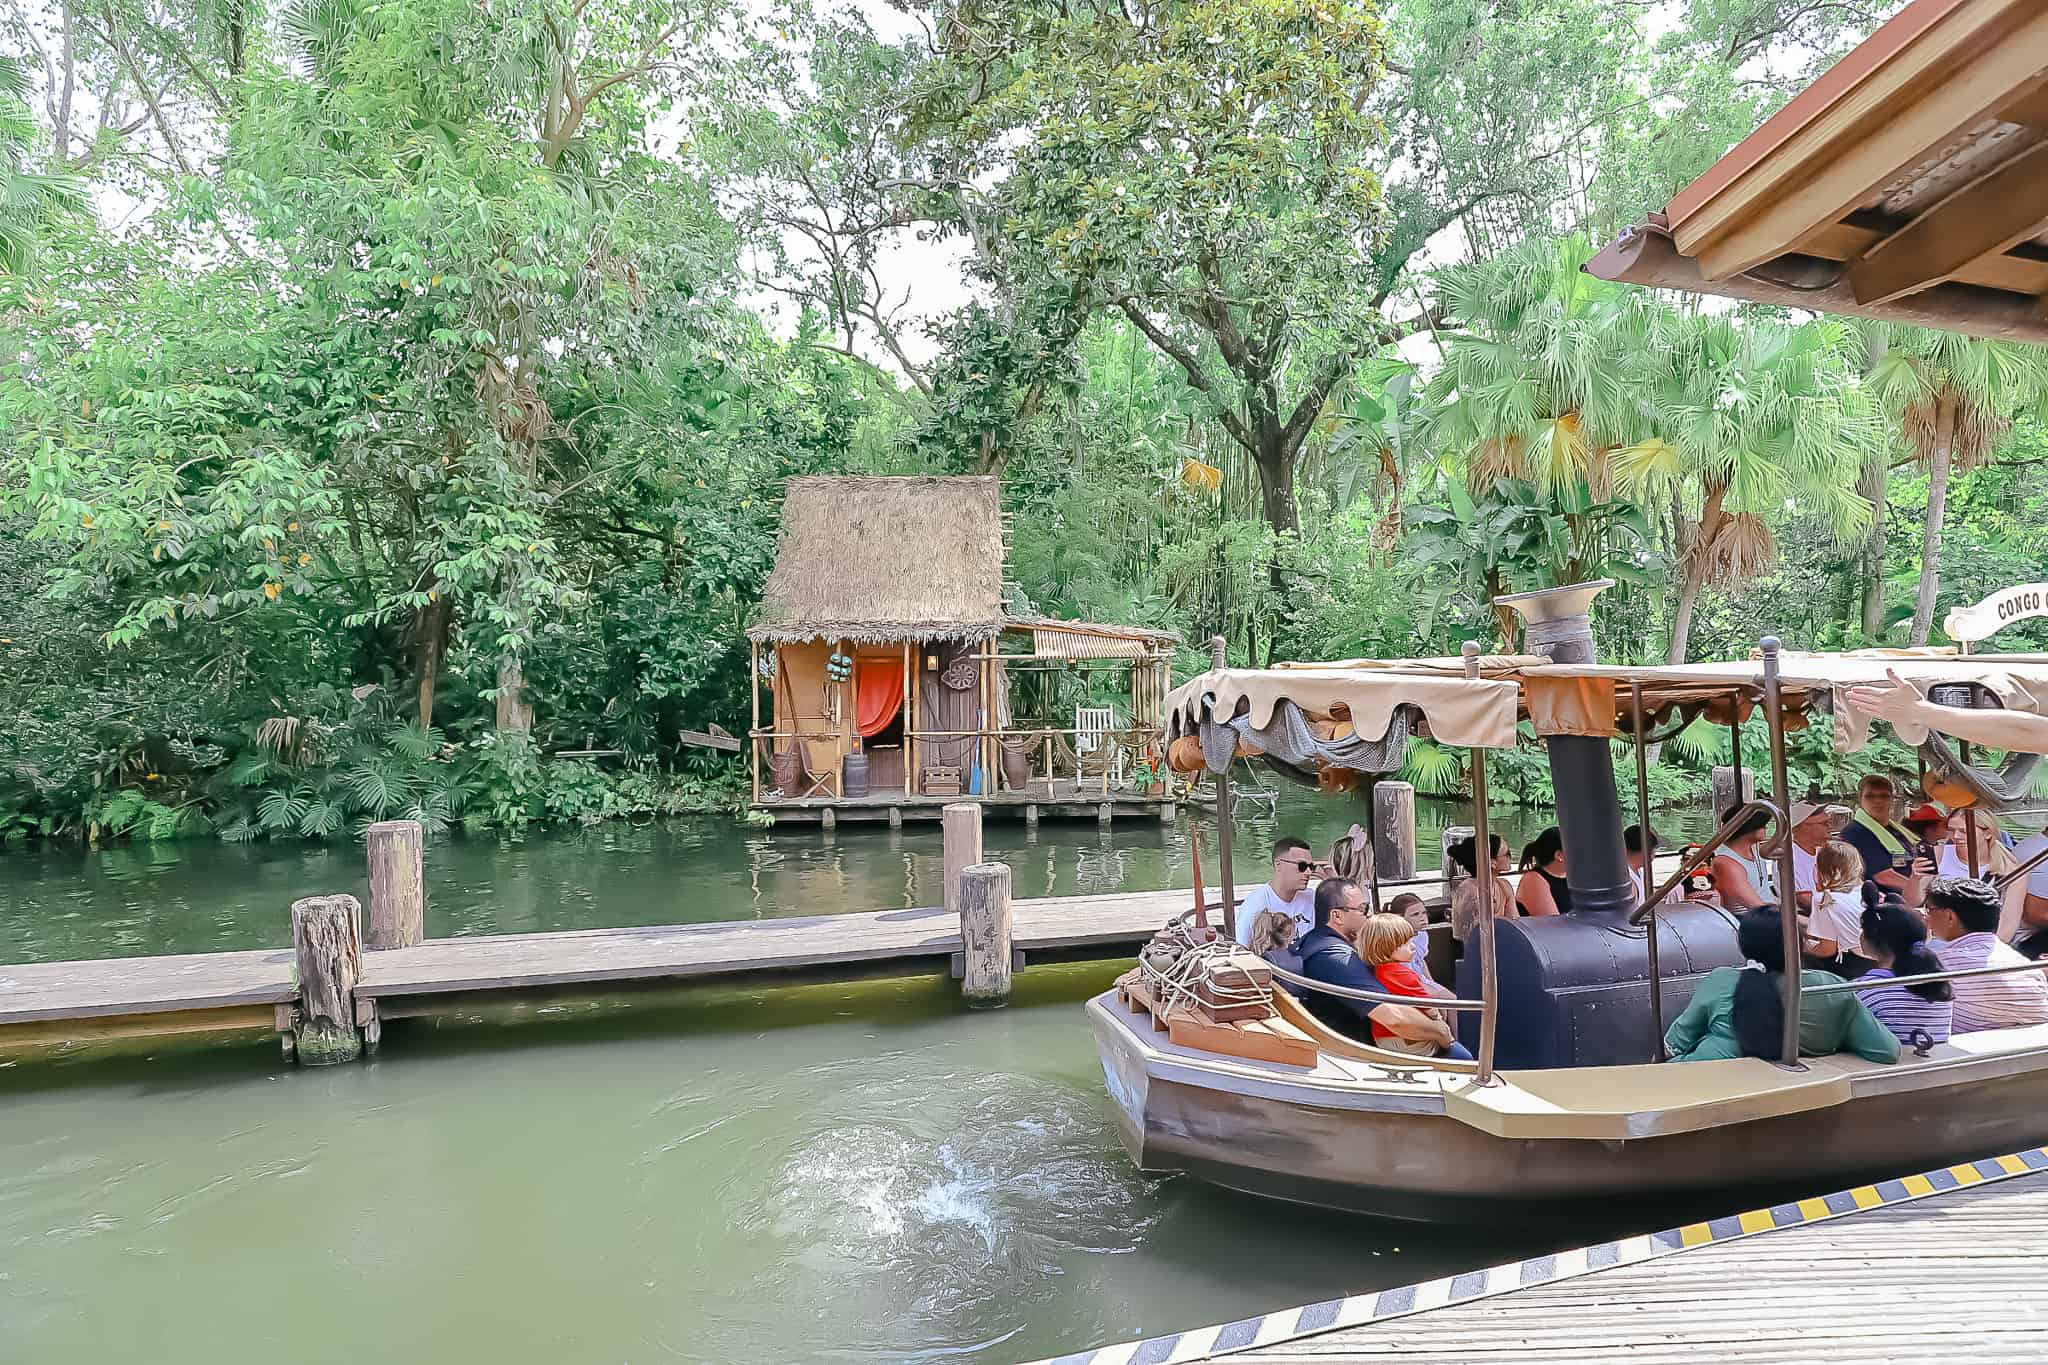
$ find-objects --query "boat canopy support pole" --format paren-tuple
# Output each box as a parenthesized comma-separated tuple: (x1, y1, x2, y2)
(1464, 642, 1499, 1084)
(1761, 638, 1803, 1067)
(1632, 682, 1665, 1062)
(1209, 635, 1238, 943)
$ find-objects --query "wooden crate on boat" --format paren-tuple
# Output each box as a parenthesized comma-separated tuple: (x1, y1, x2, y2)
(1193, 954, 1275, 1024)
(1115, 971, 1318, 1068)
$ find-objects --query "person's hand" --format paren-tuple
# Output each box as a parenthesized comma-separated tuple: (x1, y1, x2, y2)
(1914, 854, 1938, 878)
(1845, 668, 1933, 724)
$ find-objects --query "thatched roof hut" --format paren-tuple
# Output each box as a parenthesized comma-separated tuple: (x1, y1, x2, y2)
(748, 476, 1006, 645)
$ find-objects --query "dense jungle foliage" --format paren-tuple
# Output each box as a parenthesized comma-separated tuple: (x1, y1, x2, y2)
(2, 0, 2045, 842)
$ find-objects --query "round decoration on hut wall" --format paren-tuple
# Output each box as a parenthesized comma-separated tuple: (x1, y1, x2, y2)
(826, 650, 853, 683)
(941, 659, 978, 692)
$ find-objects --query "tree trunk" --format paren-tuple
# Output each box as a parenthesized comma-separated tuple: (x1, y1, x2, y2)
(412, 593, 452, 728)
(1250, 420, 1299, 537)
(496, 652, 534, 735)
(1858, 453, 1889, 639)
(1667, 482, 1728, 665)
(1909, 396, 1957, 647)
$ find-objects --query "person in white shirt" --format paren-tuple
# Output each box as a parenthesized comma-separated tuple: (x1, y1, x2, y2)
(1781, 801, 1849, 911)
(2011, 826, 2048, 957)
(1925, 877, 2048, 1032)
(1936, 811, 2026, 939)
(1231, 835, 1319, 948)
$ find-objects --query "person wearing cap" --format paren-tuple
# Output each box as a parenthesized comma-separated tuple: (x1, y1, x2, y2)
(1925, 877, 2048, 1032)
(1838, 774, 1922, 903)
(1783, 800, 1849, 912)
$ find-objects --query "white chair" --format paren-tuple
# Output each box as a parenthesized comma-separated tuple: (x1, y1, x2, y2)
(1075, 706, 1120, 785)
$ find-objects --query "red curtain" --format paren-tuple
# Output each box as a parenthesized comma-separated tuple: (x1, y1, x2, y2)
(855, 657, 905, 737)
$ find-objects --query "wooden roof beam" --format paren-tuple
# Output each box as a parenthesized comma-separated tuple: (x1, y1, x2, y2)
(1848, 140, 2048, 306)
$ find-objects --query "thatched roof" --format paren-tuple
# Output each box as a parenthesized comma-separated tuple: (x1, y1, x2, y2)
(748, 476, 1006, 644)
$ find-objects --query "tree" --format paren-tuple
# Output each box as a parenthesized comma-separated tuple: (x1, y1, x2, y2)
(1626, 313, 1877, 663)
(0, 56, 83, 274)
(1858, 326, 2048, 646)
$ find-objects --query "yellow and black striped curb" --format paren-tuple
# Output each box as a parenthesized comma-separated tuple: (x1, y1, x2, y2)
(1028, 1146, 2048, 1365)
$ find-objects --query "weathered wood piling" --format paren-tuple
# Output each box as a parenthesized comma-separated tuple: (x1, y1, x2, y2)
(957, 863, 1014, 1007)
(365, 820, 426, 950)
(1373, 780, 1418, 881)
(289, 894, 363, 1065)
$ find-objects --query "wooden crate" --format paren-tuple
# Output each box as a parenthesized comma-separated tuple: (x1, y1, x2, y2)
(1117, 972, 1317, 1068)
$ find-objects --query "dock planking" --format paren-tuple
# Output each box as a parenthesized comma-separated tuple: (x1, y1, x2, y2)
(0, 856, 1686, 1048)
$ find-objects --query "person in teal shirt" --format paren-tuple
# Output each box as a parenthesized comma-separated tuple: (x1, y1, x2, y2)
(1666, 908, 1900, 1064)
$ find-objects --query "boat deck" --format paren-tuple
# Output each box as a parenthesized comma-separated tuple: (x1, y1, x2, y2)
(1039, 1149, 2048, 1364)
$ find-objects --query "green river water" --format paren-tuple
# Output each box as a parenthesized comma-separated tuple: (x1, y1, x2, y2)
(0, 791, 1707, 1363)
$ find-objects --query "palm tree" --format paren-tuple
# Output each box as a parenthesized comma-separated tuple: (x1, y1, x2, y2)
(1857, 326, 2048, 645)
(0, 58, 85, 277)
(1620, 314, 1878, 663)
(1420, 235, 1660, 636)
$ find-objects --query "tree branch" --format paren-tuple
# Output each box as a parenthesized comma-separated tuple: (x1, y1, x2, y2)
(1118, 298, 1255, 454)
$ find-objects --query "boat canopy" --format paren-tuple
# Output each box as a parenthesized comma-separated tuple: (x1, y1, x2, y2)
(1167, 649, 2048, 759)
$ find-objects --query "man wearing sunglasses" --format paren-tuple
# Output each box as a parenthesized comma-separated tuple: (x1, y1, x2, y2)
(1231, 834, 1321, 948)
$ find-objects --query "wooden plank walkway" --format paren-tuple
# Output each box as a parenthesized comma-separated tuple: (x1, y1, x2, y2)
(1036, 1150, 2048, 1365)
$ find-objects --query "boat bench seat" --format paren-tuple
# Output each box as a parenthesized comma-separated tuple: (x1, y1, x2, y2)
(1450, 1021, 2048, 1141)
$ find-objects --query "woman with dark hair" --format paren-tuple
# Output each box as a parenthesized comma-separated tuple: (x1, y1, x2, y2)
(1514, 828, 1569, 917)
(1448, 833, 1517, 943)
(1664, 908, 1899, 1064)
(1857, 897, 1953, 1046)
(1711, 807, 1777, 910)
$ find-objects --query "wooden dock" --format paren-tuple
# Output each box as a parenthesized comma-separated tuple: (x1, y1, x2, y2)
(1036, 1149, 2048, 1364)
(751, 782, 1179, 826)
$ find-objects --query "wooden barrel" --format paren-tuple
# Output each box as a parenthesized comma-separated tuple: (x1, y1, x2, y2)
(770, 749, 802, 795)
(843, 750, 871, 798)
(1001, 747, 1031, 791)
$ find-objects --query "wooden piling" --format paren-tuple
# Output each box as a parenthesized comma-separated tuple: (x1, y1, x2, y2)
(1441, 824, 1474, 898)
(1025, 803, 1040, 828)
(290, 894, 363, 1065)
(1373, 781, 1418, 881)
(943, 802, 983, 917)
(365, 820, 425, 950)
(957, 862, 1014, 1007)
(1711, 765, 1755, 819)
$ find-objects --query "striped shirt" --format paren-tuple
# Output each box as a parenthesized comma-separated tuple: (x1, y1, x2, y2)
(1932, 933, 2048, 1033)
(1857, 967, 1952, 1046)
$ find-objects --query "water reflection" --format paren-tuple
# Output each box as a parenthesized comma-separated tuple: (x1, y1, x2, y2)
(1, 787, 1709, 964)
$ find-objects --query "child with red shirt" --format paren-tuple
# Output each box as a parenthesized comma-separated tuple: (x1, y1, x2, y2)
(1358, 913, 1473, 1061)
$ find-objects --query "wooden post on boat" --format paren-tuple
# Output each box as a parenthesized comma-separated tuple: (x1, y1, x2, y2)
(1372, 781, 1417, 881)
(1711, 764, 1754, 820)
(290, 894, 363, 1065)
(943, 802, 983, 918)
(1463, 642, 1498, 1082)
(958, 862, 1014, 1007)
(365, 820, 425, 950)
(1209, 635, 1239, 944)
(1631, 683, 1665, 1061)
(1761, 638, 1803, 1067)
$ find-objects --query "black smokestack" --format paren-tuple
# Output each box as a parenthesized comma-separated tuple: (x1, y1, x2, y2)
(1495, 581, 1634, 920)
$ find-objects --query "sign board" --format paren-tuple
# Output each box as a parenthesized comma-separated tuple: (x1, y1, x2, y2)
(677, 727, 742, 753)
(1944, 583, 2048, 644)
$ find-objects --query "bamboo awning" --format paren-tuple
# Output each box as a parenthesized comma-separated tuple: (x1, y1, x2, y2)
(1004, 617, 1180, 660)
(1170, 651, 2048, 753)
(1583, 0, 2048, 343)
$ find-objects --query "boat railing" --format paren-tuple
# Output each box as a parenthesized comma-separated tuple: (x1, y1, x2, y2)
(1801, 954, 2048, 997)
(1994, 840, 2048, 893)
(1631, 798, 1787, 926)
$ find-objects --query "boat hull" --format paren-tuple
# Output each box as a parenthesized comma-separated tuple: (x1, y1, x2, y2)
(1090, 990, 2048, 1221)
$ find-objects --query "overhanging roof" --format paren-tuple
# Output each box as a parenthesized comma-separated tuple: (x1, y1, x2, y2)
(1585, 0, 2048, 342)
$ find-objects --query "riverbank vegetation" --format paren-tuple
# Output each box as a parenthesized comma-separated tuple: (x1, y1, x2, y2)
(2, 0, 2045, 842)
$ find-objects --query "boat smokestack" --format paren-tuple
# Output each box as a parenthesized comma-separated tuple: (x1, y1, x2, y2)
(1495, 581, 1634, 920)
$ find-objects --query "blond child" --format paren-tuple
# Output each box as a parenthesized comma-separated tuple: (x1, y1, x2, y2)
(1804, 840, 1871, 974)
(1355, 914, 1472, 1059)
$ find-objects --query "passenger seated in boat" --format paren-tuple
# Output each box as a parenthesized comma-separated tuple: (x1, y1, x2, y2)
(1356, 914, 1474, 1061)
(1712, 808, 1777, 909)
(1802, 841, 1873, 976)
(1386, 892, 1452, 1000)
(1231, 835, 1319, 949)
(1925, 877, 2048, 1032)
(1245, 908, 1304, 985)
(1448, 834, 1517, 943)
(1296, 877, 1457, 1055)
(1663, 908, 1899, 1064)
(1857, 897, 1952, 1047)
(1515, 828, 1569, 916)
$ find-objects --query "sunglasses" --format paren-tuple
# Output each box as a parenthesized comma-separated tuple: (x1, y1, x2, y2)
(1280, 858, 1316, 872)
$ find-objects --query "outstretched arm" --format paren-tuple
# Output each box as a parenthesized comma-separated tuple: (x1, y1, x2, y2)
(1846, 669, 2048, 753)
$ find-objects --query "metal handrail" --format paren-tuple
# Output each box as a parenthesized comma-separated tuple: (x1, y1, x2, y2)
(1631, 798, 1787, 925)
(1803, 954, 2048, 996)
(1995, 841, 2048, 893)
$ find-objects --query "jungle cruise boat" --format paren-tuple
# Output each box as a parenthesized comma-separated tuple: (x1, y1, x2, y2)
(1089, 582, 2048, 1220)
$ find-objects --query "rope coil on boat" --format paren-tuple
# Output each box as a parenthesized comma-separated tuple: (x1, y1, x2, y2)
(1137, 917, 1274, 1015)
